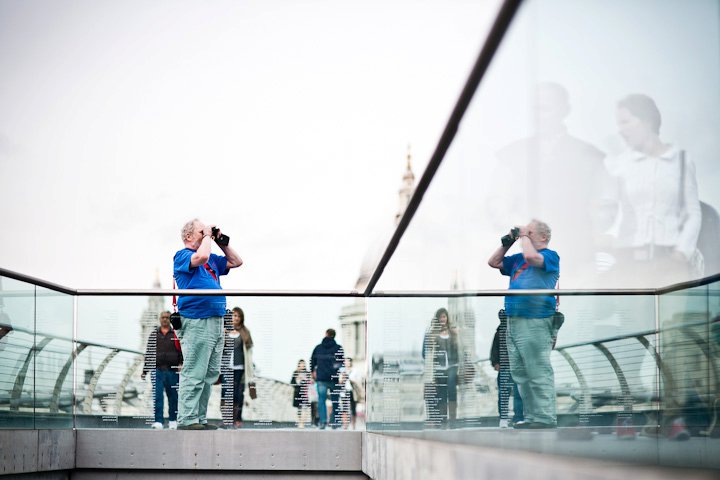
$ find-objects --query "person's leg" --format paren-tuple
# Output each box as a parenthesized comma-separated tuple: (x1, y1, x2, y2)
(167, 370, 179, 422)
(350, 394, 357, 430)
(197, 317, 224, 424)
(153, 369, 164, 424)
(511, 374, 524, 423)
(329, 384, 341, 428)
(498, 369, 510, 420)
(234, 370, 245, 423)
(177, 318, 212, 426)
(447, 366, 458, 422)
(311, 401, 318, 426)
(507, 317, 533, 423)
(316, 381, 329, 427)
(516, 317, 556, 425)
(435, 373, 449, 424)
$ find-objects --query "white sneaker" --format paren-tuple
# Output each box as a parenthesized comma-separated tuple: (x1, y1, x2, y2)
(151, 422, 163, 429)
(499, 419, 509, 428)
(168, 421, 177, 430)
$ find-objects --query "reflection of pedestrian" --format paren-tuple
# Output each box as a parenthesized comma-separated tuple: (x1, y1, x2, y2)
(141, 311, 183, 430)
(422, 308, 459, 427)
(290, 359, 311, 428)
(310, 329, 344, 429)
(174, 219, 243, 430)
(607, 94, 702, 286)
(488, 220, 560, 429)
(221, 307, 254, 428)
(490, 83, 611, 287)
(490, 309, 523, 428)
(342, 358, 363, 430)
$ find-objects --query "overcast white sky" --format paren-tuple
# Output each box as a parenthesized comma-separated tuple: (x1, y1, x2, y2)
(0, 0, 500, 292)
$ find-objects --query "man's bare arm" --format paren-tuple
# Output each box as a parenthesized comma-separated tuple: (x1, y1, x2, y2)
(220, 243, 243, 269)
(190, 233, 212, 268)
(488, 245, 510, 269)
(520, 235, 544, 267)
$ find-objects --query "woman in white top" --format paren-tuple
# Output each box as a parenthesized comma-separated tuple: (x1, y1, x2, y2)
(607, 94, 702, 286)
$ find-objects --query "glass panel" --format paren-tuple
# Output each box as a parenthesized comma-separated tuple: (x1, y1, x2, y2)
(34, 287, 74, 428)
(376, 0, 720, 292)
(76, 295, 367, 430)
(658, 283, 719, 469)
(368, 293, 670, 463)
(0, 276, 36, 429)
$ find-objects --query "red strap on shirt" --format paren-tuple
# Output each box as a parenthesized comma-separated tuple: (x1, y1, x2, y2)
(172, 278, 178, 313)
(172, 330, 182, 353)
(512, 262, 529, 281)
(203, 263, 218, 281)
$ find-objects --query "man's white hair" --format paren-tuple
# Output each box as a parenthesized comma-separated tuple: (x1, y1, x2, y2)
(181, 218, 199, 242)
(532, 219, 552, 242)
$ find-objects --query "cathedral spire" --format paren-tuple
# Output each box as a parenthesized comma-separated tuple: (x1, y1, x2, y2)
(395, 145, 416, 226)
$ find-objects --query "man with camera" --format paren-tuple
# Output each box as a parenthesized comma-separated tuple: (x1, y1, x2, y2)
(488, 219, 559, 429)
(174, 219, 242, 430)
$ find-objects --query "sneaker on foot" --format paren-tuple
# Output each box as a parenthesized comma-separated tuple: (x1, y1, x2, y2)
(178, 423, 205, 430)
(527, 422, 557, 429)
(151, 422, 163, 429)
(202, 423, 219, 430)
(499, 419, 509, 429)
(168, 421, 177, 430)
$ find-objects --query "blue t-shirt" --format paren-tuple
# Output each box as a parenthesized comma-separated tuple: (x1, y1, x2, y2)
(501, 249, 560, 318)
(173, 249, 229, 319)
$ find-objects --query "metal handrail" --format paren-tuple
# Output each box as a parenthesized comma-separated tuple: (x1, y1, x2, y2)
(363, 0, 524, 295)
(3, 266, 718, 298)
(1, 323, 143, 355)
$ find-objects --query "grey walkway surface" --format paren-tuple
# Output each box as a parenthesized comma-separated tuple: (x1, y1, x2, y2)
(3, 428, 720, 479)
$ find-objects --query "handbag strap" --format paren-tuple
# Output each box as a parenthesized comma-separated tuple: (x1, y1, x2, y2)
(678, 149, 686, 214)
(172, 278, 178, 313)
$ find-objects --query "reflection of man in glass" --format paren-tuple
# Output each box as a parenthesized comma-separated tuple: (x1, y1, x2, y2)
(606, 94, 702, 286)
(141, 311, 182, 429)
(490, 83, 610, 287)
(488, 220, 559, 429)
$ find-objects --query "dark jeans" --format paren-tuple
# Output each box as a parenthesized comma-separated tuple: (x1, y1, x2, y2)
(221, 369, 245, 422)
(316, 380, 340, 427)
(497, 368, 524, 423)
(153, 369, 179, 423)
(425, 366, 458, 424)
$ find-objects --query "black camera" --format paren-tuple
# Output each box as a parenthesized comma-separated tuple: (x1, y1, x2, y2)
(211, 227, 230, 246)
(500, 227, 520, 247)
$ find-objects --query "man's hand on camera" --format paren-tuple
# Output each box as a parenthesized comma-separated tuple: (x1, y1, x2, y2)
(517, 226, 529, 237)
(501, 228, 518, 247)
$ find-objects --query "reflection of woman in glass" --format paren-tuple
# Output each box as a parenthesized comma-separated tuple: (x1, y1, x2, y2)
(422, 307, 459, 427)
(608, 94, 702, 285)
(223, 307, 254, 428)
(290, 359, 311, 428)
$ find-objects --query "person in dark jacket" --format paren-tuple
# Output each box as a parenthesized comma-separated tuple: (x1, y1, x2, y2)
(142, 311, 183, 429)
(490, 309, 523, 427)
(310, 328, 345, 429)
